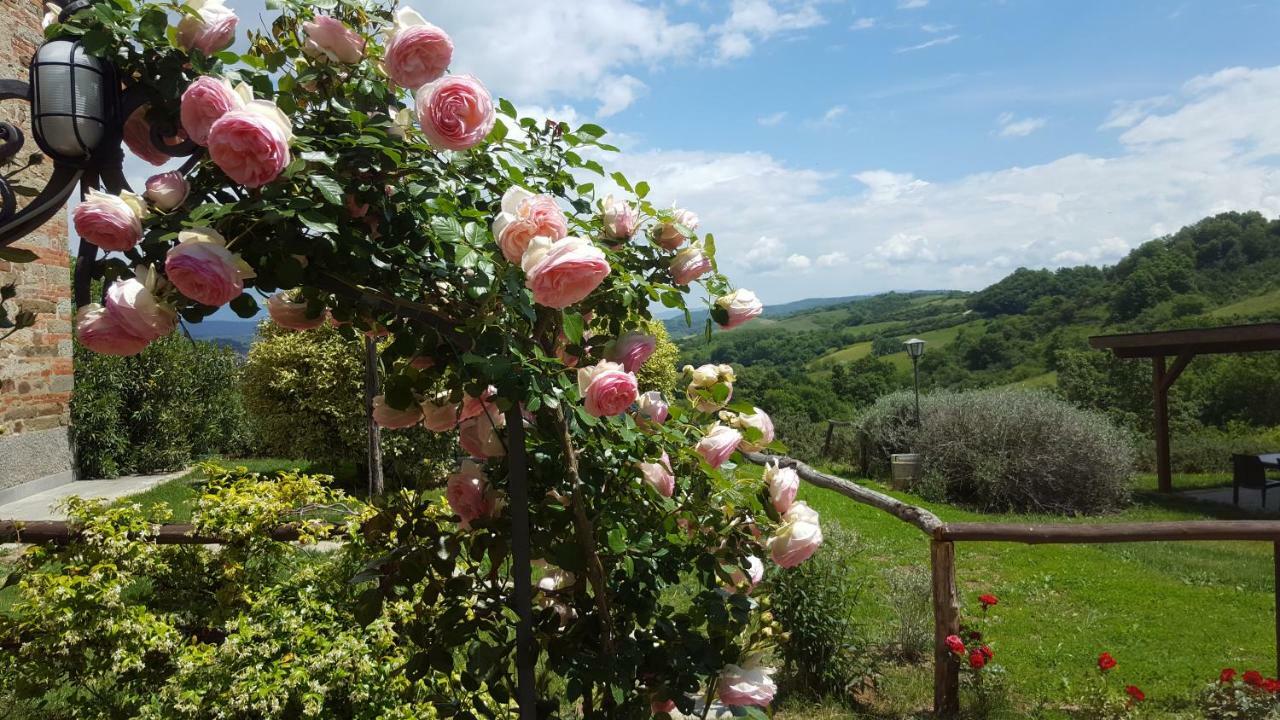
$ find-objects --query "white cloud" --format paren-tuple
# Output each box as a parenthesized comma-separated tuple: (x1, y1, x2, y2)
(813, 105, 847, 126)
(604, 66, 1280, 301)
(1100, 96, 1171, 130)
(758, 111, 788, 127)
(713, 0, 826, 63)
(898, 0, 929, 8)
(895, 34, 959, 53)
(596, 75, 648, 117)
(786, 254, 813, 270)
(921, 23, 954, 33)
(851, 17, 876, 30)
(997, 112, 1047, 137)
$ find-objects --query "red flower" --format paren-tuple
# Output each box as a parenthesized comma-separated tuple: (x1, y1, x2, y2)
(980, 645, 994, 660)
(945, 635, 966, 656)
(1220, 668, 1237, 684)
(1262, 679, 1280, 693)
(1097, 652, 1117, 672)
(1243, 670, 1265, 687)
(1125, 685, 1145, 703)
(978, 593, 999, 609)
(968, 651, 987, 669)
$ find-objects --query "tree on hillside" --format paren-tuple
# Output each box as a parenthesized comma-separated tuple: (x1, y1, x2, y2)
(831, 355, 899, 408)
(871, 336, 901, 357)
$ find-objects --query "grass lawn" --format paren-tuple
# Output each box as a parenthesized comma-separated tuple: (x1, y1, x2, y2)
(773, 464, 1278, 718)
(114, 457, 317, 522)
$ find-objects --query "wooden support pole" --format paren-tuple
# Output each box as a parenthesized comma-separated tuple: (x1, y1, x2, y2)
(364, 336, 384, 498)
(505, 407, 537, 720)
(931, 540, 961, 718)
(1275, 542, 1280, 679)
(1153, 355, 1172, 493)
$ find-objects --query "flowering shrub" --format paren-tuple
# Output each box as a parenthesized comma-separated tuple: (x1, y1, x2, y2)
(945, 591, 1009, 718)
(1202, 667, 1280, 718)
(48, 0, 811, 714)
(1079, 651, 1146, 719)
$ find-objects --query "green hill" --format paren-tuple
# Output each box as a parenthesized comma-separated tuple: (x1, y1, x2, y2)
(679, 210, 1280, 425)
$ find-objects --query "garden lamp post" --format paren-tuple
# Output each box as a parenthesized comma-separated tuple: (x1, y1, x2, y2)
(905, 337, 926, 425)
(0, 0, 197, 306)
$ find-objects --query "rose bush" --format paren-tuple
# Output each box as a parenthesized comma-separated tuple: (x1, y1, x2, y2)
(50, 0, 819, 715)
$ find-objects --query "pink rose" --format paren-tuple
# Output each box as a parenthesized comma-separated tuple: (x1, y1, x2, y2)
(715, 289, 763, 330)
(577, 360, 638, 418)
(686, 364, 734, 414)
(176, 0, 238, 56)
(768, 502, 823, 568)
(164, 228, 255, 307)
(695, 424, 742, 469)
(207, 100, 292, 188)
(670, 247, 712, 286)
(123, 108, 170, 166)
(733, 407, 775, 452)
(384, 7, 453, 89)
(73, 189, 147, 252)
(492, 186, 568, 263)
(718, 662, 777, 707)
(372, 395, 424, 429)
(656, 208, 699, 250)
(605, 331, 656, 373)
(651, 700, 677, 715)
(459, 414, 506, 458)
(420, 391, 461, 432)
(725, 555, 765, 594)
(75, 304, 150, 356)
(601, 195, 638, 241)
(409, 356, 435, 370)
(266, 293, 325, 331)
(636, 390, 669, 426)
(105, 273, 177, 342)
(302, 15, 365, 64)
(415, 74, 495, 152)
(144, 171, 190, 211)
(639, 451, 674, 498)
(521, 236, 612, 309)
(459, 386, 498, 423)
(446, 460, 494, 529)
(763, 460, 799, 514)
(181, 76, 246, 147)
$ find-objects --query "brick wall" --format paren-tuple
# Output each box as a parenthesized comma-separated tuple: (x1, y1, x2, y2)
(0, 0, 75, 496)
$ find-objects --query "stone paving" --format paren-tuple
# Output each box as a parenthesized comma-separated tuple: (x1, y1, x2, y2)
(1179, 486, 1280, 514)
(0, 469, 191, 521)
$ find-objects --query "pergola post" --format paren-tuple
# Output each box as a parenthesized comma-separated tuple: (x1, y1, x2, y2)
(1153, 355, 1171, 493)
(931, 539, 961, 717)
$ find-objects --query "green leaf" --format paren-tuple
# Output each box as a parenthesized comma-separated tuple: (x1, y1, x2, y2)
(610, 172, 632, 192)
(635, 181, 650, 199)
(0, 247, 38, 263)
(299, 211, 338, 235)
(139, 8, 167, 39)
(606, 527, 627, 554)
(577, 123, 607, 139)
(498, 98, 518, 118)
(309, 175, 344, 206)
(229, 293, 259, 318)
(562, 312, 584, 344)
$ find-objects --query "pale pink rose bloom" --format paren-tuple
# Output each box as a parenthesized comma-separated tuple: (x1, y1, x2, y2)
(686, 363, 730, 388)
(651, 699, 677, 715)
(768, 502, 823, 568)
(176, 0, 238, 56)
(420, 391, 461, 432)
(695, 424, 742, 469)
(687, 375, 733, 414)
(670, 247, 712, 286)
(372, 395, 424, 429)
(533, 559, 576, 592)
(656, 208, 699, 250)
(600, 195, 638, 241)
(446, 460, 493, 529)
(716, 289, 764, 330)
(556, 332, 581, 368)
(73, 190, 147, 252)
(123, 108, 170, 166)
(180, 76, 246, 146)
(459, 414, 506, 458)
(577, 360, 638, 418)
(41, 2, 59, 29)
(266, 293, 325, 331)
(763, 460, 799, 514)
(207, 100, 293, 188)
(302, 15, 365, 64)
(521, 236, 612, 309)
(605, 331, 656, 373)
(144, 171, 190, 211)
(733, 407, 775, 452)
(718, 662, 777, 707)
(409, 356, 435, 371)
(492, 187, 568, 263)
(75, 304, 150, 356)
(105, 274, 176, 342)
(636, 390, 669, 426)
(459, 385, 498, 423)
(725, 555, 765, 594)
(415, 74, 495, 152)
(639, 451, 674, 498)
(164, 228, 255, 307)
(384, 7, 453, 88)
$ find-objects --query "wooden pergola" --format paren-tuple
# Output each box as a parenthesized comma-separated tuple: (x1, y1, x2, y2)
(1089, 323, 1280, 492)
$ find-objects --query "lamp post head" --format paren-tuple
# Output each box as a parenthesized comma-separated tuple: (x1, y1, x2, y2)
(29, 37, 111, 164)
(904, 338, 926, 359)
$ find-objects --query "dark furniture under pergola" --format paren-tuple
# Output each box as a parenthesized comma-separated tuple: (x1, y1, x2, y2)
(1089, 323, 1280, 492)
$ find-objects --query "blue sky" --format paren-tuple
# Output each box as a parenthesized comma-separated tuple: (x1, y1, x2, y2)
(124, 0, 1280, 315)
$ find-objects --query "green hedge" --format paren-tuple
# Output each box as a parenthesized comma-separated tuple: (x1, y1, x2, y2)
(71, 334, 255, 478)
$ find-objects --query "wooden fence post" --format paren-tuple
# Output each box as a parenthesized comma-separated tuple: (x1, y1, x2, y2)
(931, 539, 961, 718)
(364, 336, 384, 498)
(1275, 541, 1280, 679)
(823, 420, 837, 457)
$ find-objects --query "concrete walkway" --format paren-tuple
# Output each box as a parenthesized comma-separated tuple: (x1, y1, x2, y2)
(0, 469, 191, 521)
(1179, 486, 1280, 514)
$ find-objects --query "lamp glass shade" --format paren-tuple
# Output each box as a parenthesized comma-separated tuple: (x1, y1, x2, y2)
(31, 39, 107, 161)
(904, 338, 926, 359)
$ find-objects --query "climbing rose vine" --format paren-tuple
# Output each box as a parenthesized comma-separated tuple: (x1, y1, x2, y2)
(54, 0, 822, 715)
